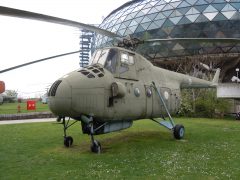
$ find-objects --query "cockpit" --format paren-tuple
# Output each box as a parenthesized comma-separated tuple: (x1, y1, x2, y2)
(90, 48, 137, 80)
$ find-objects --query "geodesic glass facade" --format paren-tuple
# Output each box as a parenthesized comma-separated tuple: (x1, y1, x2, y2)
(96, 0, 240, 59)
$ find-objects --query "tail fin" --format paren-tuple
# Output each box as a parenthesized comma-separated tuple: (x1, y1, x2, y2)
(211, 68, 221, 87)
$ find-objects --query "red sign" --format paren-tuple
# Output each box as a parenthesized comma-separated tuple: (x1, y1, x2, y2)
(27, 100, 36, 110)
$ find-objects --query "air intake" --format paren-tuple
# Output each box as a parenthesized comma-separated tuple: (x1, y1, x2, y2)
(48, 80, 62, 97)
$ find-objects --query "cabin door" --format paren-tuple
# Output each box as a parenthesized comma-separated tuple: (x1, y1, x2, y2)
(118, 52, 138, 80)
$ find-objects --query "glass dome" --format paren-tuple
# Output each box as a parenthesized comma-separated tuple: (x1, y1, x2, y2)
(96, 0, 240, 59)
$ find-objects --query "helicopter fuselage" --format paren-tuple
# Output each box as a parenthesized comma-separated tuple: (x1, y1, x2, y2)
(48, 47, 182, 121)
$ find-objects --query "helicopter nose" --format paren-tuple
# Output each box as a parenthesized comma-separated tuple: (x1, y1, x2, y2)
(48, 79, 72, 116)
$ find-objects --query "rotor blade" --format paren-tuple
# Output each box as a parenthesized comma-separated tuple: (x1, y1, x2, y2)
(0, 6, 120, 38)
(145, 38, 240, 43)
(0, 50, 80, 74)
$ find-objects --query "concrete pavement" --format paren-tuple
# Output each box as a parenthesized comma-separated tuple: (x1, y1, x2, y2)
(0, 118, 56, 125)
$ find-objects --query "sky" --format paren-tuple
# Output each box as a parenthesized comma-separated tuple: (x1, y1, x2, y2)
(0, 0, 129, 98)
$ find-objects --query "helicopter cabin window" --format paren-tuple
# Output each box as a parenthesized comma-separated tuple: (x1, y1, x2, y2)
(91, 49, 109, 65)
(119, 52, 135, 74)
(104, 49, 118, 73)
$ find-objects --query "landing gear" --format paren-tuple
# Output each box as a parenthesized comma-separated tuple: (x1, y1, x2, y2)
(91, 140, 101, 153)
(151, 82, 185, 140)
(173, 124, 185, 140)
(59, 116, 78, 148)
(64, 136, 73, 147)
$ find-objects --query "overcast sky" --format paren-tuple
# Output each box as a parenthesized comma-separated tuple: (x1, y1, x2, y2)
(0, 0, 129, 98)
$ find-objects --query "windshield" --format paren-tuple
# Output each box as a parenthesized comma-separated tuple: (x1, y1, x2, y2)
(91, 49, 109, 65)
(91, 48, 118, 74)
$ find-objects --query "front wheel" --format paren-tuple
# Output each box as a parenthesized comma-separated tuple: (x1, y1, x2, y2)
(173, 124, 185, 140)
(64, 136, 73, 147)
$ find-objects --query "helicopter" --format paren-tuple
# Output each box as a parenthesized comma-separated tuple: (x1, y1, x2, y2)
(1, 6, 238, 153)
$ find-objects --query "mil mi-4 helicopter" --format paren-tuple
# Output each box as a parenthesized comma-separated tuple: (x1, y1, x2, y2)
(1, 6, 238, 153)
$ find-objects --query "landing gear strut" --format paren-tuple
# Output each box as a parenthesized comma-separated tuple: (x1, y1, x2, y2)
(151, 82, 185, 140)
(81, 115, 102, 154)
(60, 117, 78, 147)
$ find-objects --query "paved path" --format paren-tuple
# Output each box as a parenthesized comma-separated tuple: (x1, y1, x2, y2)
(0, 118, 56, 125)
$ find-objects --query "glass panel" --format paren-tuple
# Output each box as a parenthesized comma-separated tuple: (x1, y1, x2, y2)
(119, 23, 127, 30)
(195, 5, 209, 12)
(142, 8, 151, 14)
(129, 25, 138, 32)
(147, 22, 159, 30)
(92, 49, 109, 65)
(169, 10, 182, 17)
(148, 7, 159, 14)
(178, 1, 191, 8)
(195, 14, 209, 22)
(121, 53, 134, 65)
(162, 10, 173, 17)
(129, 20, 138, 27)
(143, 3, 153, 9)
(134, 16, 144, 23)
(162, 19, 174, 28)
(162, 4, 174, 11)
(221, 4, 236, 11)
(123, 20, 132, 27)
(177, 7, 191, 14)
(186, 0, 198, 5)
(186, 14, 200, 22)
(170, 1, 181, 8)
(231, 2, 240, 10)
(153, 19, 165, 28)
(195, 0, 208, 5)
(212, 3, 226, 11)
(212, 13, 228, 21)
(156, 0, 167, 6)
(155, 12, 166, 20)
(178, 16, 192, 25)
(203, 12, 218, 20)
(104, 49, 118, 73)
(147, 12, 158, 20)
(141, 16, 152, 23)
(135, 25, 145, 33)
(169, 16, 182, 24)
(135, 11, 145, 17)
(129, 11, 138, 18)
(124, 14, 133, 21)
(222, 11, 236, 19)
(124, 28, 133, 36)
(117, 29, 126, 36)
(155, 5, 165, 11)
(186, 7, 200, 15)
(141, 22, 151, 29)
(203, 5, 218, 13)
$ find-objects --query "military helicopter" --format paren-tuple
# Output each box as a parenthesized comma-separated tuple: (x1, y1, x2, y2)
(1, 6, 238, 153)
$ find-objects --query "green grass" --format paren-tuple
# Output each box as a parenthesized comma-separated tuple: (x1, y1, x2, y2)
(0, 118, 240, 179)
(0, 102, 50, 114)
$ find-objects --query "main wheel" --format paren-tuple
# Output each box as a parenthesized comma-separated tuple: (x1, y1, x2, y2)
(173, 124, 185, 140)
(64, 136, 73, 147)
(91, 140, 101, 154)
(236, 112, 240, 120)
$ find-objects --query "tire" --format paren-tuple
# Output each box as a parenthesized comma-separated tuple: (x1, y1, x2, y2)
(236, 112, 240, 120)
(91, 140, 101, 153)
(173, 124, 185, 140)
(64, 136, 73, 147)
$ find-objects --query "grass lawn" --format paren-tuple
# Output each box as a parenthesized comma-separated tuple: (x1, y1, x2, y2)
(0, 118, 240, 179)
(0, 102, 50, 114)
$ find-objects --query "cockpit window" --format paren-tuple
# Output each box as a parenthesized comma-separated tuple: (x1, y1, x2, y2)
(104, 49, 117, 73)
(119, 52, 135, 74)
(91, 49, 109, 65)
(121, 53, 134, 65)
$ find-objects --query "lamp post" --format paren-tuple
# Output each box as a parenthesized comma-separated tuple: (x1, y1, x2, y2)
(236, 68, 239, 83)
